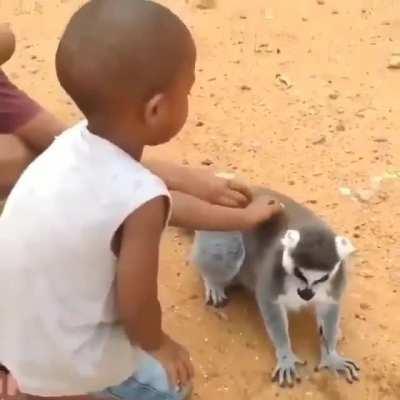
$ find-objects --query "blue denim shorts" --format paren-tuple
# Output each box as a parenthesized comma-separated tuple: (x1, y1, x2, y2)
(94, 350, 191, 400)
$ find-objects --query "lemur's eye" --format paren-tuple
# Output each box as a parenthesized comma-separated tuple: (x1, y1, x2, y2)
(313, 274, 329, 285)
(294, 267, 308, 283)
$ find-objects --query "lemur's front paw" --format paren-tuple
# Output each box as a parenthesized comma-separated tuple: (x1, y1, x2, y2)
(272, 351, 306, 387)
(316, 351, 360, 383)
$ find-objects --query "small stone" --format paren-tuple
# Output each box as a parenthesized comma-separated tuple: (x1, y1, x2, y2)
(240, 85, 252, 91)
(194, 0, 216, 10)
(329, 92, 339, 100)
(339, 187, 352, 196)
(388, 54, 400, 69)
(312, 136, 326, 145)
(317, 0, 325, 4)
(332, 9, 339, 14)
(275, 74, 293, 89)
(373, 137, 388, 143)
(336, 121, 346, 131)
(201, 159, 213, 166)
(360, 302, 371, 311)
(239, 15, 247, 19)
(196, 121, 204, 127)
(354, 189, 374, 202)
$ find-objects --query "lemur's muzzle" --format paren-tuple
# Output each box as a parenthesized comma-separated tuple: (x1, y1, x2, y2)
(297, 288, 315, 301)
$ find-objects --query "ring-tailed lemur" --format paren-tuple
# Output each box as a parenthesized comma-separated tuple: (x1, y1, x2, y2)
(191, 187, 360, 387)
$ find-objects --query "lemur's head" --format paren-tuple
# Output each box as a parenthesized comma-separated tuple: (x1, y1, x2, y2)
(281, 225, 355, 301)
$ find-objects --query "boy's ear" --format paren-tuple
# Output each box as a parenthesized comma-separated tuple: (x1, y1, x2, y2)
(144, 93, 165, 124)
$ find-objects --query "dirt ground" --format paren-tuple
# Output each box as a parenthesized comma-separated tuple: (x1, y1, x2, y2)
(2, 0, 400, 399)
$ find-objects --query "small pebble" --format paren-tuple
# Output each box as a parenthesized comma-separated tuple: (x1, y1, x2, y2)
(194, 0, 216, 10)
(388, 54, 400, 69)
(360, 302, 371, 311)
(201, 159, 213, 166)
(312, 136, 326, 145)
(196, 121, 204, 127)
(336, 121, 346, 131)
(240, 85, 252, 91)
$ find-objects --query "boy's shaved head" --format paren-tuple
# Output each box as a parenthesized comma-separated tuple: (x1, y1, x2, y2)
(56, 0, 195, 116)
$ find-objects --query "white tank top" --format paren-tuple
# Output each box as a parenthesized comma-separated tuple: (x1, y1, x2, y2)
(0, 121, 170, 396)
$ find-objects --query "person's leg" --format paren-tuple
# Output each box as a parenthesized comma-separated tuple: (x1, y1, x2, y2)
(0, 68, 66, 197)
(0, 135, 34, 197)
(13, 108, 65, 154)
(96, 350, 192, 400)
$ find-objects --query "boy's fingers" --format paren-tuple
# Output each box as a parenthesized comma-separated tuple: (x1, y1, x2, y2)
(7, 375, 18, 395)
(228, 190, 250, 207)
(268, 203, 282, 216)
(227, 179, 253, 202)
(176, 361, 189, 388)
(217, 196, 240, 208)
(1, 373, 6, 397)
(166, 364, 179, 391)
(186, 358, 195, 380)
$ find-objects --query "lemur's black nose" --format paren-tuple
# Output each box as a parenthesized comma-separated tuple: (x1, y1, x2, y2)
(297, 288, 315, 301)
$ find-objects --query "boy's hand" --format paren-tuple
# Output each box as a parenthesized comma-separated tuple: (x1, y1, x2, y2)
(242, 194, 283, 229)
(142, 160, 253, 208)
(207, 176, 253, 208)
(0, 369, 18, 398)
(150, 333, 194, 391)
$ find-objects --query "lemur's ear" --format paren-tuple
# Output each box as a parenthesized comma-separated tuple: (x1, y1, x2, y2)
(335, 236, 355, 260)
(281, 230, 300, 274)
(281, 230, 300, 250)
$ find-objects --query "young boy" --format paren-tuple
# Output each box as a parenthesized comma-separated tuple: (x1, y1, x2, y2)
(0, 1, 281, 400)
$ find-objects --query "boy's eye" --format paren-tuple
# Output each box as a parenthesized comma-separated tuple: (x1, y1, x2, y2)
(294, 267, 308, 284)
(313, 274, 330, 285)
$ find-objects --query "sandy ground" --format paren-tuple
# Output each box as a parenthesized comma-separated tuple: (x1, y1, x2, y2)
(2, 0, 400, 398)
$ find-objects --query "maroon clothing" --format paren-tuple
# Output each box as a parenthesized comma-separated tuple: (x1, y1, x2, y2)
(0, 68, 41, 133)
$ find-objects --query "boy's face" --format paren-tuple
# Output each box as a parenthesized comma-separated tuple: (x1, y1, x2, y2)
(163, 60, 195, 141)
(144, 42, 196, 146)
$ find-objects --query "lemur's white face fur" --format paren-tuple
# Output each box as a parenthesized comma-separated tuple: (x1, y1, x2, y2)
(280, 227, 355, 305)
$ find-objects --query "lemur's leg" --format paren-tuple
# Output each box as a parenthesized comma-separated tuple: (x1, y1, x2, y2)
(315, 302, 360, 383)
(192, 231, 245, 307)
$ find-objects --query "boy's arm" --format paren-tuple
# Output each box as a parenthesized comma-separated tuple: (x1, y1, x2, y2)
(116, 195, 194, 388)
(0, 24, 16, 66)
(116, 196, 168, 350)
(142, 158, 252, 208)
(169, 190, 282, 231)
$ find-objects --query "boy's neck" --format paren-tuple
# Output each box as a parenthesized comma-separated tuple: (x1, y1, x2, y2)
(87, 116, 144, 161)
